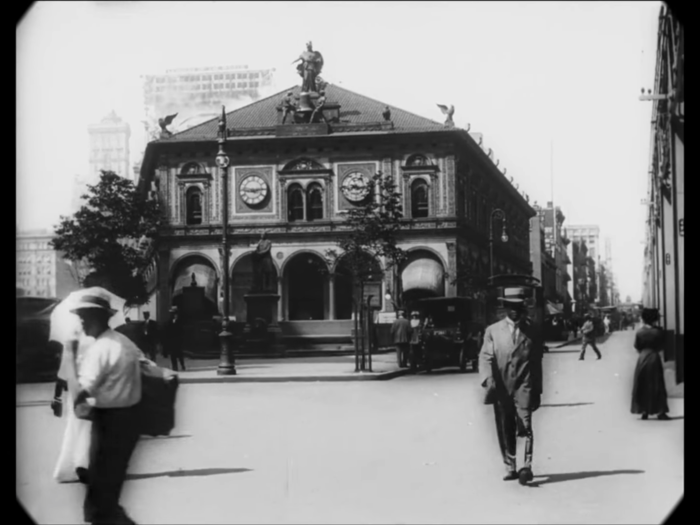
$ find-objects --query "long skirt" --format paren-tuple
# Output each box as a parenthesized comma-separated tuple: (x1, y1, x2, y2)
(53, 390, 92, 483)
(631, 349, 669, 415)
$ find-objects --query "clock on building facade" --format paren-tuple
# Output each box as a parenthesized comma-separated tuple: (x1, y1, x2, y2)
(239, 175, 269, 206)
(340, 171, 370, 202)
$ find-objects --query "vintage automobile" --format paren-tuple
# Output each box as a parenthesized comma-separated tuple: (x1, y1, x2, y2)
(16, 296, 62, 383)
(411, 297, 482, 373)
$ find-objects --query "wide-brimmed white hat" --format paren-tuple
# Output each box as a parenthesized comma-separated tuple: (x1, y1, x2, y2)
(500, 287, 526, 303)
(69, 293, 117, 315)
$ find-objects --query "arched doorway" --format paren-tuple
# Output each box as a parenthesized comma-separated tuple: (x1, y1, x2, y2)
(399, 250, 445, 304)
(170, 255, 218, 320)
(230, 253, 278, 323)
(285, 253, 328, 320)
(334, 252, 382, 319)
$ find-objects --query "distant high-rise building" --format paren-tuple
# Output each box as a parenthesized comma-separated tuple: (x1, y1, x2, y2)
(142, 64, 275, 134)
(16, 230, 79, 299)
(88, 110, 131, 181)
(71, 111, 132, 213)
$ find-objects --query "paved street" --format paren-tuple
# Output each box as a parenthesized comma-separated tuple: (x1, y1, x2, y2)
(17, 331, 683, 524)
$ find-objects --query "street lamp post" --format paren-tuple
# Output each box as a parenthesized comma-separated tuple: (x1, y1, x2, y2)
(216, 106, 236, 375)
(489, 208, 508, 280)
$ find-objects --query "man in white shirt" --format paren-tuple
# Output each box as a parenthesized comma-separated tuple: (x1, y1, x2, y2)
(71, 292, 143, 525)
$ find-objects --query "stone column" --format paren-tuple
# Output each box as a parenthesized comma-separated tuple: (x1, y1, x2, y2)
(430, 173, 438, 217)
(203, 181, 211, 224)
(328, 273, 336, 320)
(277, 276, 284, 322)
(156, 249, 171, 324)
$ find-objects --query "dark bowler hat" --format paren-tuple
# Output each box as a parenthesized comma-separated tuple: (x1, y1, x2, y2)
(500, 287, 526, 304)
(69, 294, 117, 315)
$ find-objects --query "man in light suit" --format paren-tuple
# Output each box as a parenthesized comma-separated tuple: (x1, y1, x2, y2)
(479, 287, 544, 485)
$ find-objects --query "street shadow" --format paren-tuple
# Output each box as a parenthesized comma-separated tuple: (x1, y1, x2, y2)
(549, 349, 581, 354)
(539, 402, 594, 408)
(140, 434, 193, 440)
(126, 467, 252, 481)
(16, 400, 51, 408)
(527, 469, 644, 487)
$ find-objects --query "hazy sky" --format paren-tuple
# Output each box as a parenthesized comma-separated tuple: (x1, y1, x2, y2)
(17, 1, 661, 301)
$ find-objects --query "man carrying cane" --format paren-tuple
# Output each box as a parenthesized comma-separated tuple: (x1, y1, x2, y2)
(479, 287, 543, 485)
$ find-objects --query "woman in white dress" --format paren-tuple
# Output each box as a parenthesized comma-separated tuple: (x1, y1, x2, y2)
(52, 332, 95, 483)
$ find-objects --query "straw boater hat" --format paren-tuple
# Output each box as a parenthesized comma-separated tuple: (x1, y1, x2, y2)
(500, 287, 526, 304)
(69, 293, 117, 316)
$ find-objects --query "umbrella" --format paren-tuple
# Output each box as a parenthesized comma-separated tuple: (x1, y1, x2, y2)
(49, 287, 127, 344)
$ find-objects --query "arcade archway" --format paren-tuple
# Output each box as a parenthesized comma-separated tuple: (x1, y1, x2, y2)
(170, 255, 219, 320)
(230, 253, 279, 323)
(285, 253, 328, 320)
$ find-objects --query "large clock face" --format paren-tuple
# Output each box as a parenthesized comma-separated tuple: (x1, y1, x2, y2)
(340, 172, 370, 202)
(240, 175, 268, 205)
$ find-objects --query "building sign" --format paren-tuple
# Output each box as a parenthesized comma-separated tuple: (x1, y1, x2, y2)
(362, 283, 382, 308)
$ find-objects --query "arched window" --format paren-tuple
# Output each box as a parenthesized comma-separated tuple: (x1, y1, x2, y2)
(306, 183, 324, 221)
(411, 179, 429, 218)
(186, 187, 203, 225)
(288, 184, 305, 222)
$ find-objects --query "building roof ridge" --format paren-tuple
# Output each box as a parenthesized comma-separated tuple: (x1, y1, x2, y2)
(167, 85, 297, 139)
(332, 84, 444, 127)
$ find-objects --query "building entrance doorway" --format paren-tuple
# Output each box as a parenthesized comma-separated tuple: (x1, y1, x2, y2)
(286, 253, 327, 320)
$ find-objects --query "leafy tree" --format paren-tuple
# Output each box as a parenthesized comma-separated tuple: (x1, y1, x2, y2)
(51, 170, 163, 306)
(326, 171, 408, 370)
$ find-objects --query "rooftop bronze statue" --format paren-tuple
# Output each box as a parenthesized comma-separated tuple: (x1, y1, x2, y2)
(292, 41, 324, 94)
(279, 92, 297, 124)
(310, 91, 329, 124)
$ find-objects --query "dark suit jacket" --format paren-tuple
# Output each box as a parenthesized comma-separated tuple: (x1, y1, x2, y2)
(142, 319, 159, 347)
(478, 317, 543, 410)
(391, 318, 411, 344)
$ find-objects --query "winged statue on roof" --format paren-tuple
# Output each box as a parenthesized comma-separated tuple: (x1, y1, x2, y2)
(158, 113, 178, 138)
(437, 104, 455, 128)
(292, 41, 324, 93)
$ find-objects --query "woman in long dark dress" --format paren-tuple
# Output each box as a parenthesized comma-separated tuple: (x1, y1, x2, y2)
(631, 308, 670, 420)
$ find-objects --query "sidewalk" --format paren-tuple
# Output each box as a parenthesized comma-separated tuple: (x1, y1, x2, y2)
(156, 353, 409, 384)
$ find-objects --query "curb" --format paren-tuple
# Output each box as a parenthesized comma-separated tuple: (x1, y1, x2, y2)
(178, 368, 413, 384)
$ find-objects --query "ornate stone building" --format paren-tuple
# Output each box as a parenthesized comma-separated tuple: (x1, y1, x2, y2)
(641, 4, 683, 384)
(137, 83, 535, 351)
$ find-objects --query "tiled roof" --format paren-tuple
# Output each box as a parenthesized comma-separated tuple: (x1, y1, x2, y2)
(162, 84, 446, 142)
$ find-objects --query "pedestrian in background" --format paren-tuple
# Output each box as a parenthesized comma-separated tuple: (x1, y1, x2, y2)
(163, 306, 186, 371)
(479, 287, 543, 486)
(603, 315, 611, 335)
(71, 291, 143, 525)
(141, 312, 159, 362)
(579, 314, 602, 360)
(409, 311, 422, 370)
(631, 308, 670, 421)
(391, 310, 411, 368)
